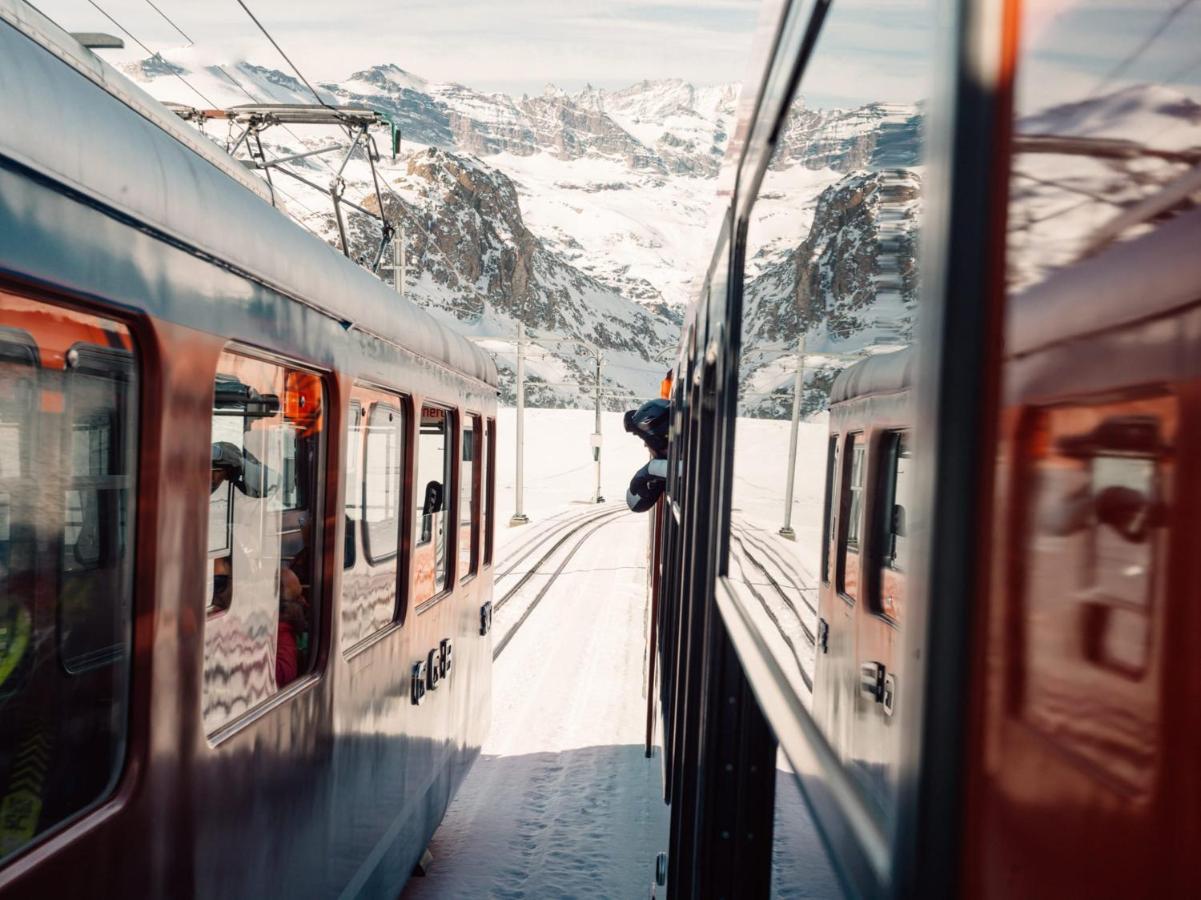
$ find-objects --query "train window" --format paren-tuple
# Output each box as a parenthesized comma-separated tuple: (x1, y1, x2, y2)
(820, 435, 837, 583)
(837, 434, 865, 602)
(202, 350, 325, 736)
(343, 402, 362, 570)
(341, 388, 407, 650)
(875, 431, 910, 620)
(414, 405, 452, 604)
(363, 402, 404, 564)
(0, 295, 137, 864)
(1016, 397, 1175, 788)
(484, 417, 496, 565)
(459, 415, 481, 580)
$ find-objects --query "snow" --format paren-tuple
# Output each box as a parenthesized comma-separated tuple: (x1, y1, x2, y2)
(401, 514, 665, 899)
(396, 408, 835, 897)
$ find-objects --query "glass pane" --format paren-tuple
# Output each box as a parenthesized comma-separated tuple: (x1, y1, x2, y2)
(341, 390, 404, 650)
(414, 405, 450, 603)
(203, 351, 324, 734)
(364, 402, 403, 563)
(0, 293, 136, 863)
(727, 0, 935, 838)
(459, 416, 480, 578)
(484, 418, 495, 565)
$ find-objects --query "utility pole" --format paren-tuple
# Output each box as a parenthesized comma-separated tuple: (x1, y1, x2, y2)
(779, 337, 806, 539)
(510, 322, 530, 525)
(592, 351, 605, 503)
(398, 223, 406, 296)
(380, 225, 406, 296)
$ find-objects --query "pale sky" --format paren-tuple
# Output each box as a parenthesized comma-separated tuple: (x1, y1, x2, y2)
(31, 0, 762, 94)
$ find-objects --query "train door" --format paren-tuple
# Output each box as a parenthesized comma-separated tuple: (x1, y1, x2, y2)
(851, 428, 907, 818)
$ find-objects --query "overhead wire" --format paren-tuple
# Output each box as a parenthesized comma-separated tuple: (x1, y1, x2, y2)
(141, 0, 193, 45)
(232, 0, 334, 111)
(1091, 0, 1197, 96)
(84, 0, 217, 107)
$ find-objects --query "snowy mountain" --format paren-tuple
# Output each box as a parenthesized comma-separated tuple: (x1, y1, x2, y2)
(122, 54, 931, 413)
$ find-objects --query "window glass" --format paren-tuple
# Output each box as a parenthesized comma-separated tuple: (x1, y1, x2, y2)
(364, 402, 403, 564)
(877, 431, 910, 621)
(837, 434, 865, 601)
(340, 389, 405, 650)
(343, 402, 362, 571)
(0, 294, 137, 863)
(484, 417, 496, 565)
(820, 436, 837, 583)
(414, 405, 451, 603)
(725, 0, 936, 846)
(203, 351, 324, 735)
(459, 415, 480, 579)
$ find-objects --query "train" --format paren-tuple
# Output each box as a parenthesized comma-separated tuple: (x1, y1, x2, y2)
(0, 2, 497, 895)
(647, 0, 1200, 896)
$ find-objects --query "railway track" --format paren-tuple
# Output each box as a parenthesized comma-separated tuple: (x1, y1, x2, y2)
(492, 505, 630, 659)
(728, 525, 817, 691)
(495, 502, 624, 587)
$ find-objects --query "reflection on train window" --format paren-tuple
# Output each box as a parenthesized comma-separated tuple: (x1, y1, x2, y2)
(459, 415, 480, 580)
(414, 405, 451, 604)
(722, 0, 934, 849)
(1007, 0, 1201, 293)
(1017, 397, 1174, 789)
(341, 388, 406, 650)
(484, 417, 496, 565)
(0, 294, 137, 864)
(838, 434, 865, 602)
(877, 431, 910, 621)
(202, 350, 325, 735)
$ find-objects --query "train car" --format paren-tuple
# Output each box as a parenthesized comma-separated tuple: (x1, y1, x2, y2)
(812, 349, 913, 821)
(646, 0, 1200, 896)
(0, 3, 497, 896)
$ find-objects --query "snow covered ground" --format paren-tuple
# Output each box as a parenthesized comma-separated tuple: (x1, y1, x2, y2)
(397, 408, 835, 897)
(402, 513, 665, 898)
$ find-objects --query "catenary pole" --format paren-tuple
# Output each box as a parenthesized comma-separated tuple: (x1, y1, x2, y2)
(593, 351, 605, 503)
(510, 322, 530, 525)
(779, 338, 805, 539)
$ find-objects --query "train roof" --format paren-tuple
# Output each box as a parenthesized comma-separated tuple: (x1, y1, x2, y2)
(0, 1, 496, 388)
(1007, 206, 1201, 358)
(829, 347, 914, 404)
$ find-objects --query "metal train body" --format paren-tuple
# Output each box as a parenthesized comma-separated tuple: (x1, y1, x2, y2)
(0, 3, 497, 896)
(647, 0, 1200, 895)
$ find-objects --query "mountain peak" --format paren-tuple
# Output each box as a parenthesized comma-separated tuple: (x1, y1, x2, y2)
(342, 63, 429, 93)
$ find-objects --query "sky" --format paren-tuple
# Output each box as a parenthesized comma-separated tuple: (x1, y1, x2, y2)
(31, 0, 763, 94)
